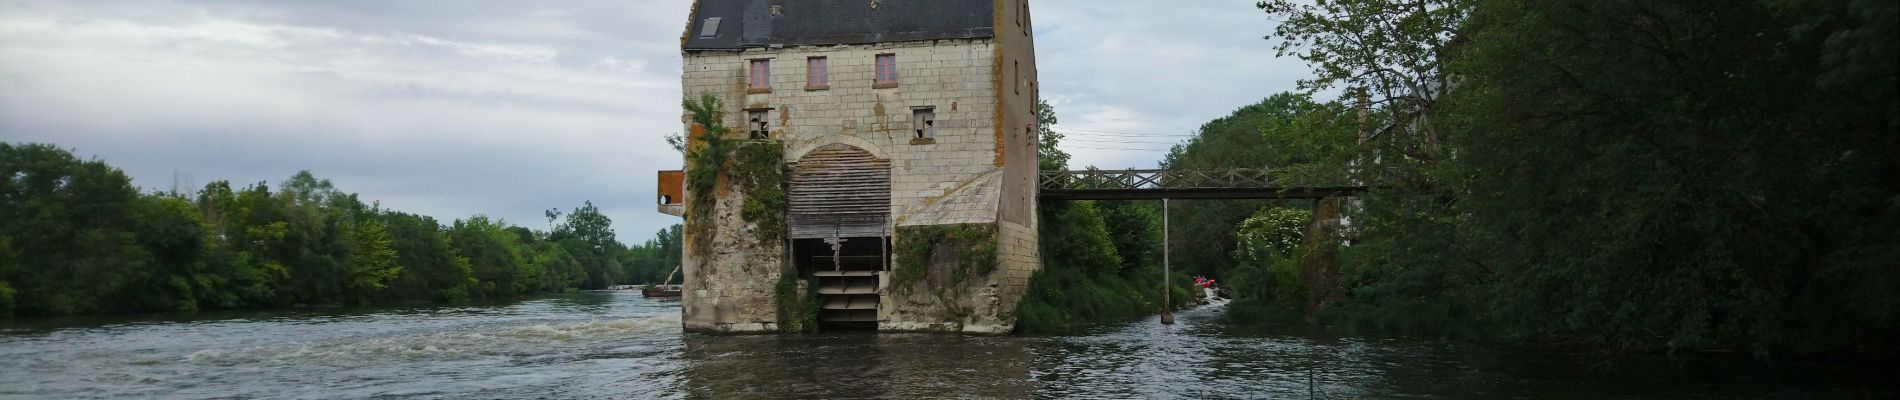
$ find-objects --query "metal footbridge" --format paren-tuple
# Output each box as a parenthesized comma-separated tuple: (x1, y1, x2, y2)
(1038, 168, 1366, 201)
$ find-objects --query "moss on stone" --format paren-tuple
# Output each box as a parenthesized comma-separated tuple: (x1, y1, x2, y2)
(891, 223, 999, 294)
(732, 141, 786, 244)
(681, 94, 787, 258)
(683, 94, 734, 257)
(774, 270, 818, 333)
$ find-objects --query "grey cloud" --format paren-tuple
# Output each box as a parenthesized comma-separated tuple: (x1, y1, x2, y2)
(1034, 0, 1312, 169)
(1, 0, 1311, 243)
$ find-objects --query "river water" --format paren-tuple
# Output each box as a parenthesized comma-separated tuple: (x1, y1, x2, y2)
(2, 291, 1891, 399)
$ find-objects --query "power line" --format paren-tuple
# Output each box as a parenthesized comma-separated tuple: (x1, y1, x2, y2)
(1062, 144, 1174, 151)
(1063, 138, 1182, 145)
(1056, 132, 1196, 142)
(1053, 125, 1185, 135)
(1051, 126, 1198, 137)
(1055, 130, 1199, 139)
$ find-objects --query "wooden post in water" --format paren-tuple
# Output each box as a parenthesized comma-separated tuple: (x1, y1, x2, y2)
(1161, 198, 1175, 325)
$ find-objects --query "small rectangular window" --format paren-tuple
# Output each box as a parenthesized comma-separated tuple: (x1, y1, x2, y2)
(700, 17, 722, 38)
(806, 57, 828, 89)
(748, 110, 769, 139)
(874, 54, 897, 87)
(748, 59, 771, 91)
(912, 108, 935, 141)
(1014, 61, 1020, 95)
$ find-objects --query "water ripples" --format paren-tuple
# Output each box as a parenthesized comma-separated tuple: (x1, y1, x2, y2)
(4, 291, 1894, 399)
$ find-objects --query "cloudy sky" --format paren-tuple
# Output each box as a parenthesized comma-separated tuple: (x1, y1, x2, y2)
(0, 0, 1311, 244)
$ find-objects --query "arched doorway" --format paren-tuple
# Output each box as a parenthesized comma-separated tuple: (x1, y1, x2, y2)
(787, 143, 891, 328)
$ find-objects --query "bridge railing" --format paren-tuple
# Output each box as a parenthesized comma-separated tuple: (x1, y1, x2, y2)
(1038, 168, 1361, 191)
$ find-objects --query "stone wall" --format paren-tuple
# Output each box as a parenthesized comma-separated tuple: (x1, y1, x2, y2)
(681, 31, 1039, 333)
(990, 0, 1045, 334)
(680, 173, 784, 333)
(989, 218, 1039, 333)
(683, 39, 1003, 228)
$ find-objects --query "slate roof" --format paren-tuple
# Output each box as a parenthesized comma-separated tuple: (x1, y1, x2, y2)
(684, 0, 994, 50)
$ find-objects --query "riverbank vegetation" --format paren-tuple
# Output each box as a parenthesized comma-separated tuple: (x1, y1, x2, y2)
(1016, 101, 1197, 334)
(0, 143, 682, 317)
(1185, 0, 1897, 358)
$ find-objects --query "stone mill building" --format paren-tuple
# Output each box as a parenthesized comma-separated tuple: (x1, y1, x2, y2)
(657, 0, 1042, 334)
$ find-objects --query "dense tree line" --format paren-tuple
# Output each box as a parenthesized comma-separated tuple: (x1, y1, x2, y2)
(0, 143, 683, 317)
(1189, 0, 1898, 357)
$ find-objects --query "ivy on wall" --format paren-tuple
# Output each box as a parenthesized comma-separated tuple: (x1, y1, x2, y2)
(681, 94, 787, 256)
(891, 223, 999, 294)
(774, 271, 818, 332)
(681, 93, 804, 333)
(733, 142, 785, 244)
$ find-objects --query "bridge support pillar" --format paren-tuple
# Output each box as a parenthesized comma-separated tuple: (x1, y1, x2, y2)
(1161, 198, 1174, 325)
(1301, 196, 1345, 314)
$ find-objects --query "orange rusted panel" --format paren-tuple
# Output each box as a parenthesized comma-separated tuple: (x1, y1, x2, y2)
(657, 170, 685, 205)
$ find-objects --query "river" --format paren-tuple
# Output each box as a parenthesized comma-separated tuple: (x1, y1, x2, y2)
(2, 291, 1891, 399)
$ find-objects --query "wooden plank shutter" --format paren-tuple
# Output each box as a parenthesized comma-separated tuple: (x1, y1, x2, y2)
(788, 144, 891, 239)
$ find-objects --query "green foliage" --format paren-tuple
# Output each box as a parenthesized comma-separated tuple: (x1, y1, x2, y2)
(549, 201, 625, 290)
(1017, 201, 1197, 334)
(1035, 99, 1068, 172)
(680, 93, 787, 256)
(1257, 0, 1466, 163)
(733, 141, 787, 244)
(0, 142, 150, 315)
(892, 224, 999, 293)
(0, 143, 679, 317)
(450, 215, 527, 298)
(1234, 207, 1309, 261)
(346, 218, 400, 294)
(1096, 200, 1161, 275)
(1242, 0, 1900, 357)
(683, 94, 734, 195)
(774, 271, 818, 333)
(1427, 0, 1897, 356)
(1020, 100, 1195, 333)
(1157, 93, 1346, 280)
(381, 212, 475, 302)
(1228, 207, 1313, 307)
(620, 224, 683, 285)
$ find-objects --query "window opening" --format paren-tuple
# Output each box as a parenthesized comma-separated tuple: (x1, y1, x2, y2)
(807, 57, 828, 89)
(912, 108, 935, 140)
(1021, 1, 1029, 35)
(874, 54, 897, 87)
(749, 59, 771, 91)
(749, 110, 770, 139)
(700, 18, 722, 38)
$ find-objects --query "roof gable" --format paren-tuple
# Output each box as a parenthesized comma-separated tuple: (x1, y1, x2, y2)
(685, 0, 995, 50)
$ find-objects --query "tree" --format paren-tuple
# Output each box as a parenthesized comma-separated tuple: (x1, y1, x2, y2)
(345, 218, 401, 297)
(1158, 94, 1320, 279)
(382, 211, 473, 302)
(0, 143, 149, 315)
(0, 144, 679, 315)
(450, 215, 525, 299)
(1256, 0, 1471, 163)
(551, 201, 622, 289)
(1231, 207, 1312, 306)
(1035, 100, 1067, 172)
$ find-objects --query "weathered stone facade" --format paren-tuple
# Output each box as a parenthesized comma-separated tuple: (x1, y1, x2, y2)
(674, 0, 1040, 334)
(680, 175, 784, 333)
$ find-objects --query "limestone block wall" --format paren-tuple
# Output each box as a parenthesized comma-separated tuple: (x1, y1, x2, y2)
(683, 39, 1003, 228)
(991, 218, 1040, 332)
(680, 173, 784, 333)
(681, 36, 1037, 333)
